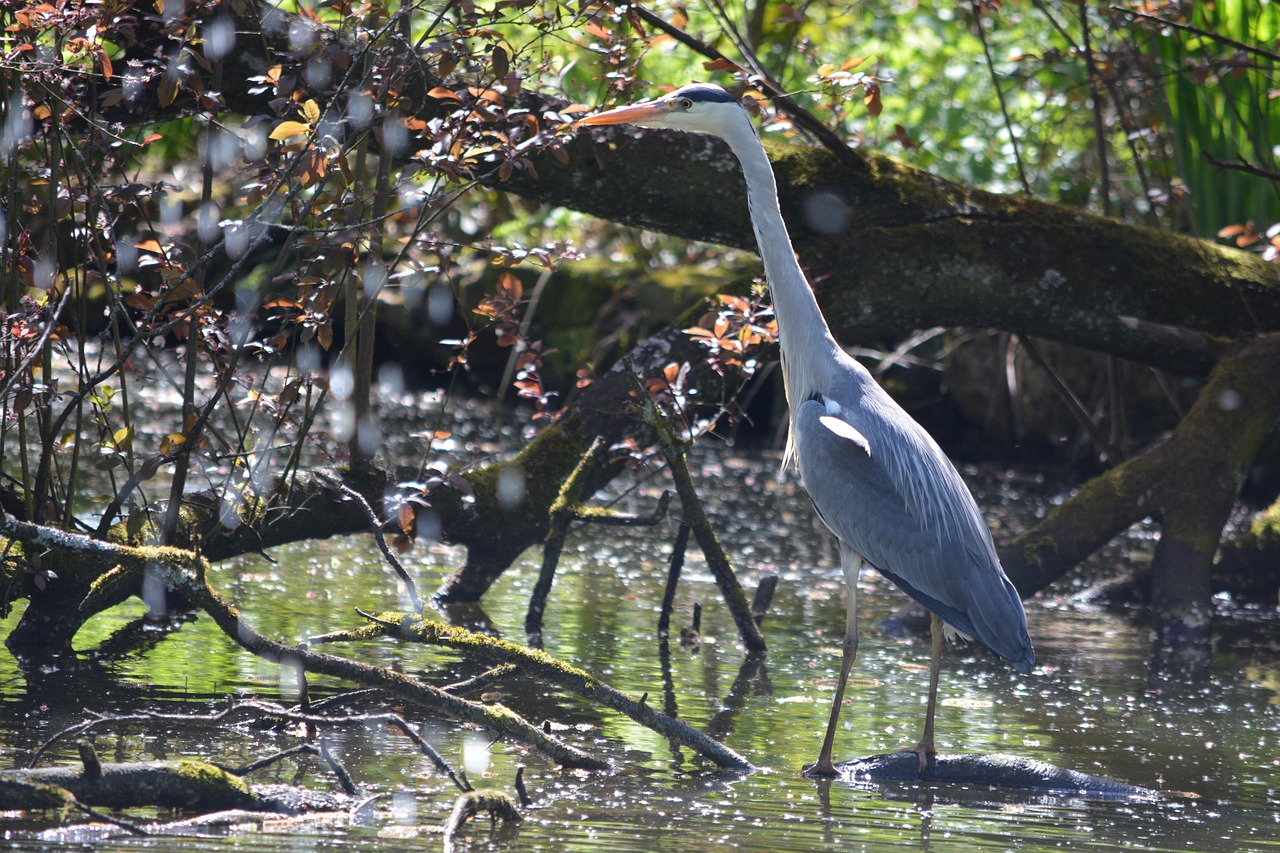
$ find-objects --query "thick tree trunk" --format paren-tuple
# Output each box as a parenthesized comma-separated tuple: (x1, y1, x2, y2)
(508, 128, 1280, 376)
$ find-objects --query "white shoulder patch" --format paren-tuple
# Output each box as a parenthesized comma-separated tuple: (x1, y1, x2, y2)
(818, 415, 871, 457)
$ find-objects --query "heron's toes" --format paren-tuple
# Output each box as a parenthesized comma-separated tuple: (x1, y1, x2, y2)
(906, 744, 936, 777)
(802, 759, 840, 778)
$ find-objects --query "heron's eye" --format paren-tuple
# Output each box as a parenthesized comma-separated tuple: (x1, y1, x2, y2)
(678, 98, 693, 110)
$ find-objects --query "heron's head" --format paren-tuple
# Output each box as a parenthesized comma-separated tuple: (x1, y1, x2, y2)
(578, 83, 748, 138)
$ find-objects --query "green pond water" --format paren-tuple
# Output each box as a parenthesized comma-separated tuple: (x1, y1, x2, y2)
(1, 450, 1278, 852)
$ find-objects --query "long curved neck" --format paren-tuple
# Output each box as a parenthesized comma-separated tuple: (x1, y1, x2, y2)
(716, 116, 844, 423)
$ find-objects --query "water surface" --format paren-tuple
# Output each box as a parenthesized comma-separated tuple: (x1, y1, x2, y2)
(1, 449, 1278, 852)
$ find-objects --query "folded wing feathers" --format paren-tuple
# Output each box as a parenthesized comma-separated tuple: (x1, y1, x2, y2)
(796, 388, 1033, 670)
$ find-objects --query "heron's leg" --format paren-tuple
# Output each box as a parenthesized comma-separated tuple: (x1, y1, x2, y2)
(804, 548, 862, 777)
(908, 612, 945, 775)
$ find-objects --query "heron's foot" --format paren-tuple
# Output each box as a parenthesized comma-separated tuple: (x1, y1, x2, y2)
(801, 758, 840, 778)
(900, 742, 936, 777)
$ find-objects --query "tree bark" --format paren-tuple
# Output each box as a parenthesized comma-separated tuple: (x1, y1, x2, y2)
(507, 126, 1280, 376)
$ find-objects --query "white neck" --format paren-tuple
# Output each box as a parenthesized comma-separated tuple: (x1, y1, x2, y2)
(717, 116, 845, 462)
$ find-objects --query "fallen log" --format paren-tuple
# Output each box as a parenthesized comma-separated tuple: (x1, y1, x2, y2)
(0, 760, 259, 812)
(0, 758, 358, 816)
(838, 752, 1156, 800)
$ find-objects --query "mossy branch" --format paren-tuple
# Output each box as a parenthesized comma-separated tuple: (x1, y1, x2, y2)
(180, 572, 609, 771)
(526, 436, 673, 635)
(1000, 333, 1280, 631)
(443, 788, 523, 846)
(0, 758, 257, 812)
(636, 395, 768, 654)
(312, 612, 754, 772)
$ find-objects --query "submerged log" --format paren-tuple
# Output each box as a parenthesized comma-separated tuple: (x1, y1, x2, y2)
(0, 760, 259, 812)
(0, 760, 354, 815)
(838, 752, 1156, 799)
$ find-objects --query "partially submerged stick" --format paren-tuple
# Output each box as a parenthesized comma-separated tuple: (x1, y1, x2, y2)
(68, 546, 608, 772)
(637, 394, 766, 653)
(313, 613, 754, 772)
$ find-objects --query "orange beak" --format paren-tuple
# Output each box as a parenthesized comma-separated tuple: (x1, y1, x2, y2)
(577, 101, 670, 127)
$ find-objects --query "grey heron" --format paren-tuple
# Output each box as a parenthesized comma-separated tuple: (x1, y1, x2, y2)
(580, 83, 1034, 777)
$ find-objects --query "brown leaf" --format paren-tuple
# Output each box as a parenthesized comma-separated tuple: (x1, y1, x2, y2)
(279, 379, 301, 406)
(864, 83, 882, 117)
(703, 58, 743, 73)
(124, 292, 155, 311)
(890, 124, 918, 150)
(398, 502, 416, 535)
(298, 147, 328, 187)
(496, 271, 522, 301)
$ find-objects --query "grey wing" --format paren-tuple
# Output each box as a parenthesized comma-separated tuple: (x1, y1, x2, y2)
(794, 395, 1034, 672)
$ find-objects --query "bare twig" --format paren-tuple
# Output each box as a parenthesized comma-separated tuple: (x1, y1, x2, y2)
(384, 718, 472, 792)
(636, 393, 767, 653)
(657, 521, 691, 639)
(318, 738, 358, 796)
(219, 743, 321, 776)
(1111, 5, 1280, 64)
(629, 4, 870, 177)
(1203, 151, 1280, 183)
(304, 688, 385, 714)
(321, 475, 423, 613)
(442, 664, 518, 696)
(72, 802, 151, 836)
(1018, 337, 1124, 464)
(972, 0, 1031, 194)
(1080, 2, 1112, 217)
